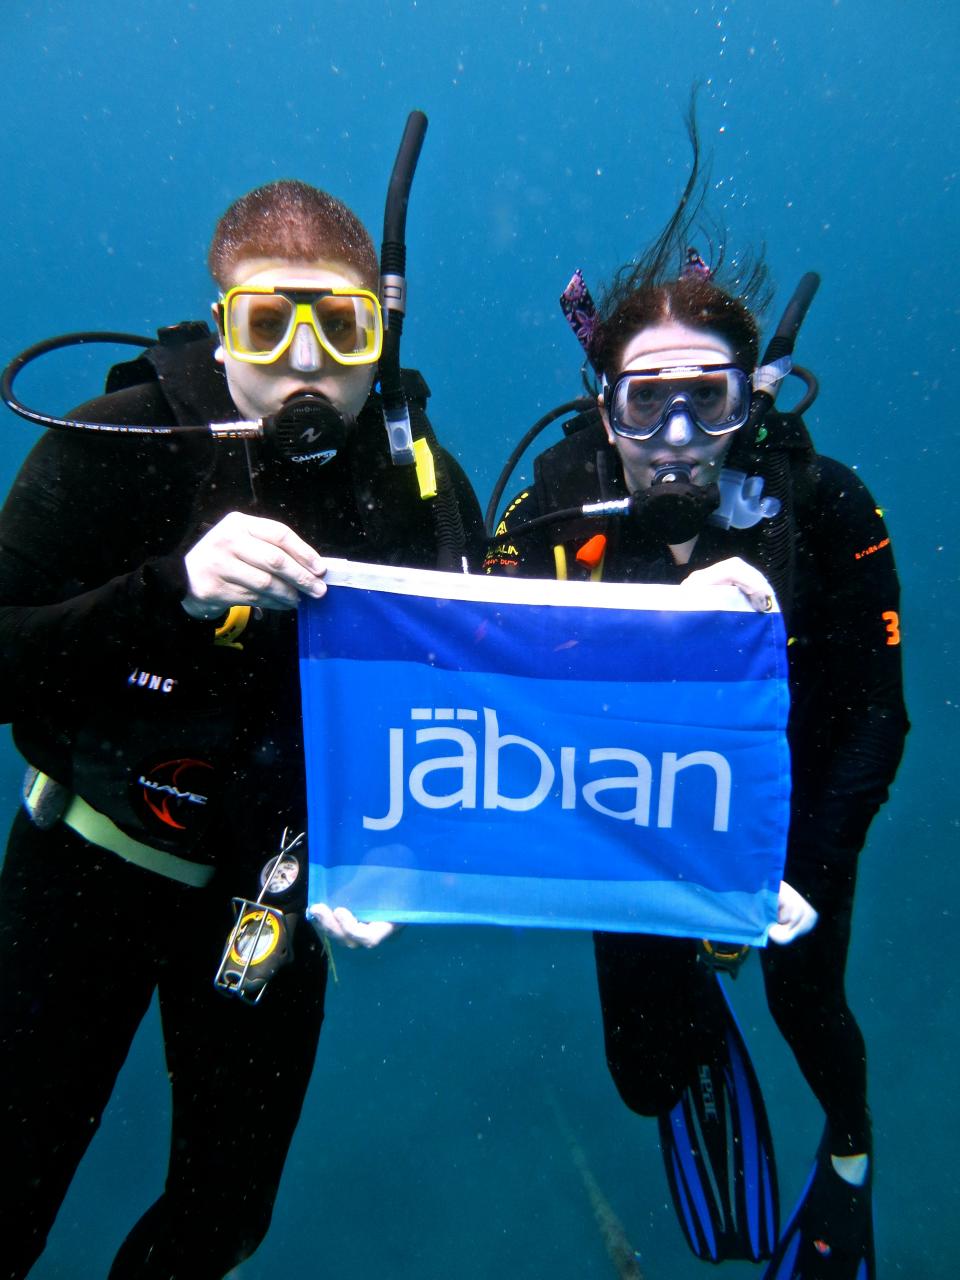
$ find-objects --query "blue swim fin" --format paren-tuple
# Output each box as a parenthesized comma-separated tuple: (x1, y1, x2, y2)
(657, 975, 779, 1262)
(762, 1130, 875, 1280)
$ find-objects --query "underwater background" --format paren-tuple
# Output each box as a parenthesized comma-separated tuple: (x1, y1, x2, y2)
(1, 1, 956, 1275)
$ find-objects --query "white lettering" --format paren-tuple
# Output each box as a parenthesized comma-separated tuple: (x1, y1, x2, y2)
(409, 728, 477, 811)
(363, 728, 405, 831)
(289, 450, 337, 465)
(138, 777, 207, 805)
(582, 748, 653, 825)
(560, 746, 577, 809)
(657, 751, 731, 832)
(360, 707, 734, 835)
(482, 708, 555, 812)
(127, 668, 177, 694)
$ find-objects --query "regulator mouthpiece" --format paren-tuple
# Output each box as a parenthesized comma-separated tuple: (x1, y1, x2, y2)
(630, 464, 720, 544)
(652, 462, 693, 485)
(262, 392, 351, 464)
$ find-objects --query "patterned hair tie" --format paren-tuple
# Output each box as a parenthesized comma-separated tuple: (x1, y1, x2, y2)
(681, 247, 713, 280)
(560, 268, 599, 367)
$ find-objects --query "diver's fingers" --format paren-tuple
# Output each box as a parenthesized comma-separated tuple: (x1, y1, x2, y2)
(681, 556, 776, 614)
(768, 880, 819, 945)
(307, 902, 357, 948)
(183, 512, 326, 617)
(245, 516, 327, 583)
(330, 907, 402, 949)
(307, 904, 402, 950)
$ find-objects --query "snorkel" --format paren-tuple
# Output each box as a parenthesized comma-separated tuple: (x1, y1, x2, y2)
(738, 270, 821, 448)
(378, 109, 428, 466)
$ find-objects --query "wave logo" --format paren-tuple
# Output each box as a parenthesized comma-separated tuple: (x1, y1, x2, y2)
(363, 707, 731, 834)
(136, 757, 214, 832)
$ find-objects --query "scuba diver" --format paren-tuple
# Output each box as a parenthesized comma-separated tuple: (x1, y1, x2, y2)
(0, 117, 483, 1277)
(484, 112, 907, 1278)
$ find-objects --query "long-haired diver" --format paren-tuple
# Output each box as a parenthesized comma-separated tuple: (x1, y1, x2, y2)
(486, 99, 907, 1278)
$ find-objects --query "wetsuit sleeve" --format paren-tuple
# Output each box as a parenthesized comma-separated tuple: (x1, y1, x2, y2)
(0, 384, 215, 722)
(482, 487, 555, 577)
(786, 457, 909, 898)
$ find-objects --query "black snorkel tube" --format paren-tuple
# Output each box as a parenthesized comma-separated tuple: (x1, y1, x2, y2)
(373, 111, 469, 568)
(738, 270, 820, 447)
(378, 109, 428, 466)
(763, 272, 821, 365)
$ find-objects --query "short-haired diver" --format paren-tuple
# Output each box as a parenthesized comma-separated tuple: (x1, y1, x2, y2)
(0, 115, 483, 1278)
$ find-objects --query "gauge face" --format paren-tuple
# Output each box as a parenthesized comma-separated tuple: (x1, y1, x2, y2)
(260, 853, 300, 895)
(229, 910, 281, 965)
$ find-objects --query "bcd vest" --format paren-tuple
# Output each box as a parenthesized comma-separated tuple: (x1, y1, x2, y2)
(531, 405, 818, 621)
(63, 325, 468, 865)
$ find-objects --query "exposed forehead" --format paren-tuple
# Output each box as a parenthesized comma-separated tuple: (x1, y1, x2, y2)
(618, 321, 734, 371)
(225, 257, 366, 291)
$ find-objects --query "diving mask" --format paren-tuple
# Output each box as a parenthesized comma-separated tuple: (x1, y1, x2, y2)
(604, 364, 751, 441)
(219, 285, 384, 366)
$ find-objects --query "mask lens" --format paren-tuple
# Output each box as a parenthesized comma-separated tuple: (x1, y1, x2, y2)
(689, 370, 745, 427)
(618, 379, 672, 434)
(314, 294, 380, 359)
(226, 293, 295, 358)
(610, 367, 749, 439)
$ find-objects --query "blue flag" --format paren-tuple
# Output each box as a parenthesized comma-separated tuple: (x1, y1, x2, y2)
(299, 561, 790, 943)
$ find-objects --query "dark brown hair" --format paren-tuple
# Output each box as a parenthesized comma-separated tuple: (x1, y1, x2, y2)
(208, 180, 379, 290)
(591, 93, 771, 377)
(592, 275, 764, 376)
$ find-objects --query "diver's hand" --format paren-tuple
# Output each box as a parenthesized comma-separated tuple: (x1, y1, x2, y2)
(182, 512, 327, 619)
(307, 904, 403, 950)
(768, 881, 818, 945)
(681, 557, 776, 614)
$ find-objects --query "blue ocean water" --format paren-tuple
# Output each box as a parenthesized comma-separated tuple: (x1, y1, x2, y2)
(1, 1, 956, 1275)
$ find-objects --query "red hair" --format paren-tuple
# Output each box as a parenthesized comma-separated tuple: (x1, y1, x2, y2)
(208, 180, 378, 290)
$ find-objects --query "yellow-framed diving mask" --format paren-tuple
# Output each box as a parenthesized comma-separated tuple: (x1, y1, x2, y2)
(218, 284, 384, 366)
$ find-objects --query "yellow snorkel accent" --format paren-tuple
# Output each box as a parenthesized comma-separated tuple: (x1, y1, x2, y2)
(413, 436, 437, 499)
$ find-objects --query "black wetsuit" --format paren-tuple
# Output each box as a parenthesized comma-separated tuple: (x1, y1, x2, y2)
(0, 336, 483, 1279)
(485, 418, 907, 1157)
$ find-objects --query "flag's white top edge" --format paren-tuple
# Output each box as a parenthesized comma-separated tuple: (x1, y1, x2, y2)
(318, 558, 770, 614)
